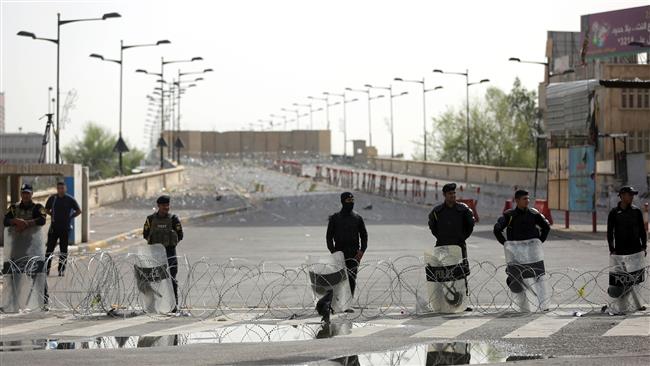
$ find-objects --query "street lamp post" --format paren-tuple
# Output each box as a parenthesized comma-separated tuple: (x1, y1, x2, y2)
(508, 57, 574, 198)
(90, 39, 169, 175)
(270, 114, 288, 129)
(345, 87, 385, 148)
(18, 11, 121, 164)
(508, 57, 575, 84)
(293, 103, 314, 129)
(137, 56, 202, 168)
(173, 79, 199, 163)
(308, 96, 329, 130)
(365, 84, 408, 158)
(433, 69, 489, 164)
(323, 92, 358, 156)
(174, 68, 211, 162)
(281, 108, 300, 129)
(394, 78, 443, 161)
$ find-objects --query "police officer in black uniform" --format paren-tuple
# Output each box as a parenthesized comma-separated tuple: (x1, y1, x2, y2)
(607, 186, 647, 256)
(493, 189, 551, 245)
(142, 195, 183, 311)
(326, 192, 368, 298)
(428, 183, 475, 260)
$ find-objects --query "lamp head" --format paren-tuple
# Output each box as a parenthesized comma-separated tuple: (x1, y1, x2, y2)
(17, 31, 36, 39)
(102, 12, 122, 20)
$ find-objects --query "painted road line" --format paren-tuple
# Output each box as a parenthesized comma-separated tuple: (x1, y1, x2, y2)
(411, 317, 494, 338)
(504, 315, 577, 338)
(604, 316, 650, 337)
(53, 316, 163, 337)
(144, 313, 262, 336)
(1, 316, 75, 336)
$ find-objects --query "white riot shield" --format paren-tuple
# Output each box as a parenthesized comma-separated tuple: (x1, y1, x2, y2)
(1, 226, 47, 313)
(503, 239, 549, 312)
(132, 244, 176, 314)
(607, 252, 646, 314)
(426, 342, 471, 365)
(425, 245, 469, 313)
(306, 251, 352, 314)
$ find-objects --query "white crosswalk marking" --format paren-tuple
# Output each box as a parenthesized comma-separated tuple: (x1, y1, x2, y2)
(1, 316, 75, 336)
(604, 316, 650, 337)
(411, 317, 494, 338)
(144, 313, 261, 336)
(504, 315, 577, 338)
(53, 316, 163, 337)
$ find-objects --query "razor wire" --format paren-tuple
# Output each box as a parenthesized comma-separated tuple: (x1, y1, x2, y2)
(1, 252, 648, 320)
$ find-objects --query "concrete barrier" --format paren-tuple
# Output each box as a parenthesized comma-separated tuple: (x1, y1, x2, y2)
(84, 167, 184, 208)
(369, 158, 547, 188)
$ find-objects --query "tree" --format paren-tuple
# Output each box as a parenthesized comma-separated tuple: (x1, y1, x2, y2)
(413, 78, 539, 168)
(62, 122, 145, 180)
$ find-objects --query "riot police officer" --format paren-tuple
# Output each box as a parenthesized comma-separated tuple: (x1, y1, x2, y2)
(142, 195, 183, 311)
(428, 183, 475, 260)
(3, 183, 48, 309)
(326, 192, 368, 298)
(607, 186, 647, 256)
(3, 184, 47, 234)
(493, 189, 551, 245)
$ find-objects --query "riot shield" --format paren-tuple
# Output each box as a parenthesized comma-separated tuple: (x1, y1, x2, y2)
(606, 251, 646, 314)
(426, 342, 471, 365)
(425, 245, 469, 313)
(306, 251, 352, 314)
(1, 226, 47, 313)
(503, 239, 549, 312)
(132, 244, 176, 314)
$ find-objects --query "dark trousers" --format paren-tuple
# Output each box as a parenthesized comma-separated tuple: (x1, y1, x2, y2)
(345, 258, 358, 296)
(46, 228, 69, 275)
(166, 247, 179, 306)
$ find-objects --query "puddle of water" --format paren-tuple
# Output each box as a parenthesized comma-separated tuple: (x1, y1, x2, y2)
(0, 321, 375, 351)
(308, 342, 546, 365)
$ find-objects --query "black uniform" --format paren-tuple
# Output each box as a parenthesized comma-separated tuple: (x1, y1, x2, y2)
(493, 207, 551, 245)
(607, 203, 647, 255)
(44, 193, 80, 275)
(326, 210, 368, 295)
(143, 213, 183, 303)
(428, 202, 475, 259)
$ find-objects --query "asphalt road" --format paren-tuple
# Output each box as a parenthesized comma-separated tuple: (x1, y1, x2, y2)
(1, 162, 648, 366)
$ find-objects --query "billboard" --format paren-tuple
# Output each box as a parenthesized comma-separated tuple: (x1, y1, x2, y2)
(581, 5, 650, 60)
(568, 146, 596, 212)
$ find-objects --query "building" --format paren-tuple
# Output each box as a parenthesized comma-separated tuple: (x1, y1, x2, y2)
(0, 92, 5, 133)
(542, 6, 650, 169)
(0, 133, 43, 164)
(161, 129, 331, 159)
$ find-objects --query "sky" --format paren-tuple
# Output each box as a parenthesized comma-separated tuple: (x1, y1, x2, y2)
(1, 0, 648, 157)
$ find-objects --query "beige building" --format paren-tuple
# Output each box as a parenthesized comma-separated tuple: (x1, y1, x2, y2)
(162, 129, 331, 158)
(542, 29, 650, 172)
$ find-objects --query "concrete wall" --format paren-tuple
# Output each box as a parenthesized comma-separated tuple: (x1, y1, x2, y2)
(369, 158, 547, 188)
(32, 167, 185, 209)
(164, 129, 331, 157)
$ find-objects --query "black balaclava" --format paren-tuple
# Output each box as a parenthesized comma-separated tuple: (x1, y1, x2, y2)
(340, 192, 354, 213)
